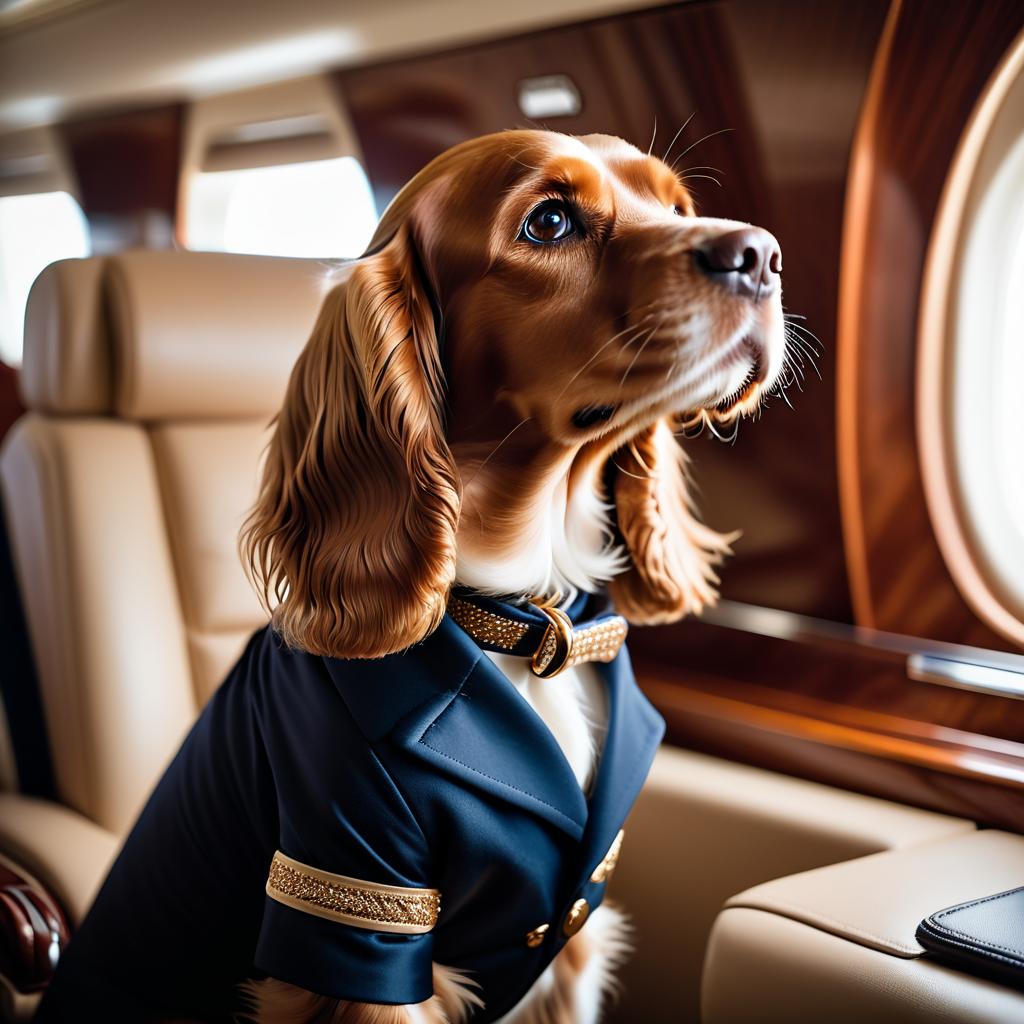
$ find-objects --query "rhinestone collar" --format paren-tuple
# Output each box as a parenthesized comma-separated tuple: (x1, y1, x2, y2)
(448, 592, 628, 679)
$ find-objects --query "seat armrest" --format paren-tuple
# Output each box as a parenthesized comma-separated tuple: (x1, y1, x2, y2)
(0, 794, 118, 926)
(718, 829, 1022, 959)
(703, 830, 1024, 1023)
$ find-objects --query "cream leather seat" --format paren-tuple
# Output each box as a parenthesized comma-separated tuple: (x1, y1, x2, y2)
(0, 251, 328, 1017)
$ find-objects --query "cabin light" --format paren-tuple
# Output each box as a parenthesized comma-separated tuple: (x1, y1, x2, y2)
(0, 153, 51, 179)
(0, 95, 61, 127)
(517, 75, 582, 119)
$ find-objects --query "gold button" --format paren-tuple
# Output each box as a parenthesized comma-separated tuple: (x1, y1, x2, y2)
(591, 829, 625, 884)
(525, 923, 549, 948)
(562, 898, 589, 938)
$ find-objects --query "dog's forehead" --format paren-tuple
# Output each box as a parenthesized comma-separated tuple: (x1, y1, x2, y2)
(568, 133, 681, 206)
(510, 132, 680, 208)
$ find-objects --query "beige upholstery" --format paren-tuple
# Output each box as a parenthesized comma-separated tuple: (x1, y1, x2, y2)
(0, 794, 118, 925)
(606, 747, 974, 1024)
(18, 257, 110, 415)
(702, 830, 1024, 1023)
(720, 829, 1024, 958)
(703, 908, 1024, 1024)
(1, 252, 326, 837)
(104, 251, 332, 420)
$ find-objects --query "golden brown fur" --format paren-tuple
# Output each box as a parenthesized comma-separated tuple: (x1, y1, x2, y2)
(241, 128, 785, 1020)
(243, 225, 460, 658)
(242, 963, 482, 1023)
(608, 419, 735, 623)
(243, 129, 784, 657)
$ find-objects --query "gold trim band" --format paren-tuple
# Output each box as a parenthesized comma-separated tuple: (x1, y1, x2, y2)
(266, 851, 440, 934)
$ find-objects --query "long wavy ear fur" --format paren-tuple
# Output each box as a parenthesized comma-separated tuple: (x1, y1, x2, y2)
(242, 226, 460, 659)
(608, 419, 734, 624)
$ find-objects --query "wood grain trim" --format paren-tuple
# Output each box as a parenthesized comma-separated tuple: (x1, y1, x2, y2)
(835, 0, 902, 629)
(916, 30, 1024, 650)
(643, 674, 1024, 790)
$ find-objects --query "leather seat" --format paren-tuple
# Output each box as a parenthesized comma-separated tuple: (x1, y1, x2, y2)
(0, 251, 328, 1018)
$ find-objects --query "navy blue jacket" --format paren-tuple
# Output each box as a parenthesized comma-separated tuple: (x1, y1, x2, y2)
(39, 599, 664, 1023)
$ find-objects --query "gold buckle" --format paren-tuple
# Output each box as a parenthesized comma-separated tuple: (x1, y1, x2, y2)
(530, 595, 575, 678)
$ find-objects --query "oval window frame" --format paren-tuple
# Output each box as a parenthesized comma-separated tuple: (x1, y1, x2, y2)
(918, 28, 1024, 649)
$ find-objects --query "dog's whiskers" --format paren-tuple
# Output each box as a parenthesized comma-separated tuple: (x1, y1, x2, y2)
(782, 323, 822, 382)
(611, 456, 652, 481)
(669, 128, 734, 172)
(678, 165, 723, 176)
(554, 311, 655, 403)
(617, 316, 665, 390)
(661, 112, 696, 165)
(680, 173, 722, 188)
(462, 415, 533, 488)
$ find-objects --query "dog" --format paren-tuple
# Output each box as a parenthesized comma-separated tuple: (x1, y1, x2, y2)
(37, 130, 784, 1024)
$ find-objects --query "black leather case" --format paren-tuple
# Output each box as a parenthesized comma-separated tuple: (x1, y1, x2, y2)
(917, 886, 1024, 991)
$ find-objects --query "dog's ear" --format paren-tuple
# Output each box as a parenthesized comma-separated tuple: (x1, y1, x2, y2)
(243, 225, 460, 659)
(607, 419, 734, 624)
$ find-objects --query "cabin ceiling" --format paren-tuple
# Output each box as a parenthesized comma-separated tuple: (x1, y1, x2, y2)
(0, 0, 676, 131)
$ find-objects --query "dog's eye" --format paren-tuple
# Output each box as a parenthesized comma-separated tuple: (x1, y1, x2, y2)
(522, 201, 575, 244)
(671, 205, 684, 216)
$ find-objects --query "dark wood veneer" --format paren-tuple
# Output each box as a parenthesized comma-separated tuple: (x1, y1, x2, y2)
(58, 103, 184, 251)
(631, 613, 1024, 831)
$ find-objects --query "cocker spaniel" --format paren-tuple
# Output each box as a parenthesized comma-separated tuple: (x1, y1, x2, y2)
(243, 129, 784, 1022)
(38, 129, 785, 1024)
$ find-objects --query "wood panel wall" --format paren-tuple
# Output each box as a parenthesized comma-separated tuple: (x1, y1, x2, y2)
(837, 0, 1024, 649)
(58, 103, 183, 252)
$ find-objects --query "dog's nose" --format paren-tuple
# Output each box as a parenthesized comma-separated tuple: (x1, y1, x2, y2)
(695, 228, 781, 300)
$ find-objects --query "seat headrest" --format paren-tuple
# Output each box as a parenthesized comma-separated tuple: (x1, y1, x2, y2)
(20, 256, 112, 415)
(22, 251, 334, 419)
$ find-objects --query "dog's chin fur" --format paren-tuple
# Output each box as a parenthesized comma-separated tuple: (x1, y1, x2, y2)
(455, 456, 627, 602)
(242, 905, 630, 1024)
(455, 418, 731, 613)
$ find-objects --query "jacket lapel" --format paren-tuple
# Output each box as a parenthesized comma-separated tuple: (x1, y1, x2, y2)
(394, 646, 589, 839)
(578, 645, 665, 871)
(326, 616, 589, 840)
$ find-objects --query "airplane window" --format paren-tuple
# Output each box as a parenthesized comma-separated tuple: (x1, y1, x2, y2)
(919, 41, 1024, 646)
(0, 190, 90, 365)
(184, 156, 377, 259)
(946, 124, 1024, 629)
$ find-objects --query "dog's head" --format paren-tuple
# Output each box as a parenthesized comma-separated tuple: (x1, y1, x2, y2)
(243, 130, 786, 658)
